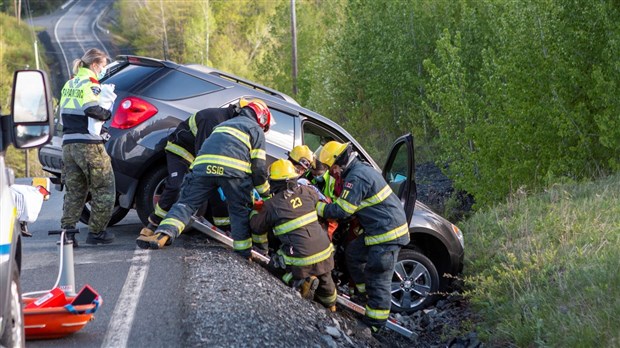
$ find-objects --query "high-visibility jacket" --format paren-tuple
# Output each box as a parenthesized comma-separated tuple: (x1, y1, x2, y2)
(311, 171, 337, 201)
(250, 185, 334, 279)
(164, 106, 237, 164)
(60, 67, 111, 145)
(316, 157, 410, 246)
(190, 109, 269, 195)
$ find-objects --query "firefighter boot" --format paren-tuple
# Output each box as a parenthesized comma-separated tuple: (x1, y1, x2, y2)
(136, 232, 171, 249)
(299, 276, 319, 300)
(149, 232, 171, 249)
(139, 223, 157, 237)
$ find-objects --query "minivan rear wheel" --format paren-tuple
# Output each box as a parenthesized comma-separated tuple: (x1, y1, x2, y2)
(135, 165, 168, 226)
(390, 249, 439, 313)
(79, 193, 129, 227)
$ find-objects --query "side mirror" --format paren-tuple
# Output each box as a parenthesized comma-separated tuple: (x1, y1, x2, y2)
(10, 70, 54, 149)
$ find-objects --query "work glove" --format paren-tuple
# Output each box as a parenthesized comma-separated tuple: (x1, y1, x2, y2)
(268, 252, 287, 270)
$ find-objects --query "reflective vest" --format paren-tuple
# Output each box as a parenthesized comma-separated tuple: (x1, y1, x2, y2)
(316, 157, 410, 246)
(60, 67, 110, 144)
(190, 110, 269, 195)
(311, 171, 337, 201)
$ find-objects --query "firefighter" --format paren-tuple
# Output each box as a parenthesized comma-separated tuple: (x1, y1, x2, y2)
(136, 105, 238, 243)
(287, 145, 314, 176)
(249, 159, 337, 310)
(59, 48, 116, 245)
(287, 145, 339, 239)
(137, 99, 272, 256)
(315, 141, 410, 333)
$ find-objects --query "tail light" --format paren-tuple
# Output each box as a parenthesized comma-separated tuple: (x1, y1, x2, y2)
(110, 97, 158, 129)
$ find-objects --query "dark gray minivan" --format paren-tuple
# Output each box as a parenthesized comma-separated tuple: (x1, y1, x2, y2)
(39, 56, 464, 313)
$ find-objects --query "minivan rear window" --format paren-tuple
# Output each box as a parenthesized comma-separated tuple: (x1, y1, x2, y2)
(103, 65, 160, 92)
(141, 70, 223, 100)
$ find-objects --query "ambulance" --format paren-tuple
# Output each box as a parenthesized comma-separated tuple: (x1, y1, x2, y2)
(0, 70, 53, 347)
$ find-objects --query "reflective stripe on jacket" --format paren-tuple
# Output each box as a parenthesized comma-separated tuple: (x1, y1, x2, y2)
(316, 157, 410, 246)
(190, 109, 269, 194)
(60, 67, 110, 144)
(165, 106, 237, 163)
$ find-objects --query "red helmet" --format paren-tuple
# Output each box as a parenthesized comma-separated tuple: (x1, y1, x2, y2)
(240, 98, 272, 132)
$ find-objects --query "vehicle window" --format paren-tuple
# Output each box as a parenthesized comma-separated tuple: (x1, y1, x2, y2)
(302, 121, 345, 153)
(141, 70, 223, 100)
(103, 65, 160, 92)
(385, 142, 409, 198)
(266, 109, 295, 153)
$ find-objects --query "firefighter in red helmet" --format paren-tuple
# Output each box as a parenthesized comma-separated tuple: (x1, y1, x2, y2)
(138, 98, 272, 258)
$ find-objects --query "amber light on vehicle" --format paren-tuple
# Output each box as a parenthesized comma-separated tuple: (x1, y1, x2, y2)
(110, 97, 158, 129)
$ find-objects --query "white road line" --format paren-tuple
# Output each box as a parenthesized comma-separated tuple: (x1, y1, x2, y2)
(61, 0, 76, 10)
(53, 0, 77, 77)
(92, 2, 110, 57)
(101, 248, 151, 348)
(72, 0, 98, 53)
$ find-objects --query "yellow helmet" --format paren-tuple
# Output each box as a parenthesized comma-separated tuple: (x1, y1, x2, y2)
(288, 145, 314, 170)
(269, 159, 300, 181)
(318, 141, 349, 167)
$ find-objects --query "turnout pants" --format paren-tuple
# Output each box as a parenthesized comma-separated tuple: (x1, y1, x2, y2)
(61, 143, 115, 233)
(313, 272, 338, 307)
(271, 268, 337, 308)
(148, 152, 190, 226)
(156, 171, 254, 257)
(149, 152, 230, 229)
(346, 236, 400, 327)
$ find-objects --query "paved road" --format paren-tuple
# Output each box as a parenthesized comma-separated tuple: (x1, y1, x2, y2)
(21, 2, 189, 346)
(18, 179, 187, 347)
(52, 0, 112, 81)
(31, 0, 114, 93)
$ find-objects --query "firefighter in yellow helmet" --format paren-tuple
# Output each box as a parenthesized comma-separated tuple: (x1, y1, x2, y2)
(316, 141, 410, 333)
(287, 145, 314, 175)
(250, 159, 337, 310)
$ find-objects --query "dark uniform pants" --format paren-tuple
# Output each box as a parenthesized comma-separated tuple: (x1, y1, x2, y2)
(346, 236, 400, 327)
(156, 171, 254, 256)
(149, 152, 190, 225)
(149, 152, 230, 229)
(61, 143, 115, 233)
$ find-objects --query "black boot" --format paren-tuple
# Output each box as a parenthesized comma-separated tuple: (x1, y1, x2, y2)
(85, 231, 115, 245)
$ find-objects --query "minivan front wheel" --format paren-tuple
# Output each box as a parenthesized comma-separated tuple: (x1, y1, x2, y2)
(390, 249, 439, 313)
(135, 165, 168, 226)
(0, 261, 24, 347)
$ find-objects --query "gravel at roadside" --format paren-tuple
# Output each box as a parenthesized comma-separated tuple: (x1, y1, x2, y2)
(180, 233, 477, 348)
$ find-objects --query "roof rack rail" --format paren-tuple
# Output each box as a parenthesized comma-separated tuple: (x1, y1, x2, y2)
(186, 65, 299, 105)
(114, 55, 176, 68)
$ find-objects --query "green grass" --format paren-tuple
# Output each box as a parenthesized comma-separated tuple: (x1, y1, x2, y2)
(462, 174, 620, 347)
(5, 148, 45, 177)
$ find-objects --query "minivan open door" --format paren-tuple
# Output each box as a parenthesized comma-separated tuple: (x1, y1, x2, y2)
(382, 133, 416, 224)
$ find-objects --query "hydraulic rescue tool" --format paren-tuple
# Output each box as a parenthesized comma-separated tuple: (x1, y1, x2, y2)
(189, 216, 414, 339)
